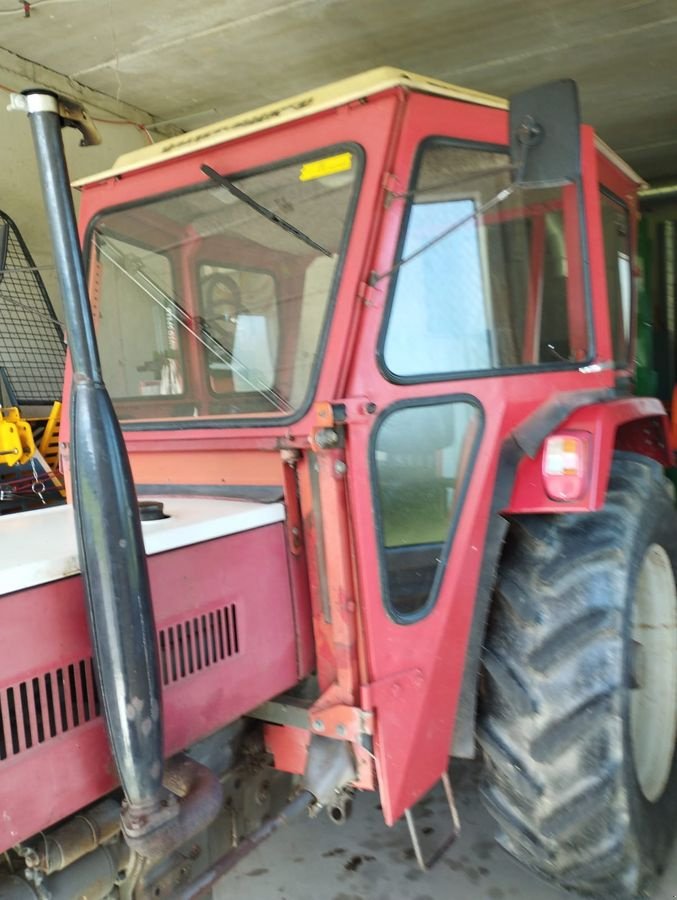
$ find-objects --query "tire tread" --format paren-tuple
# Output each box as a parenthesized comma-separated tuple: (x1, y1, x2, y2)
(479, 454, 674, 898)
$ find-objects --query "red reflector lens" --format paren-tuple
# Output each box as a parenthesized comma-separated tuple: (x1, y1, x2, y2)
(542, 434, 587, 501)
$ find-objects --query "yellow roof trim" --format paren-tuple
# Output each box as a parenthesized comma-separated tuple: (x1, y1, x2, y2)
(73, 67, 507, 188)
(73, 68, 644, 190)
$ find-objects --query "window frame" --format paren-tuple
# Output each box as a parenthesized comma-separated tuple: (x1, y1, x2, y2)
(369, 393, 485, 625)
(376, 135, 594, 385)
(599, 187, 633, 369)
(84, 141, 365, 430)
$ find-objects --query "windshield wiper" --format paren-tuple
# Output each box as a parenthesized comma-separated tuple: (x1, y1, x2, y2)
(201, 164, 332, 258)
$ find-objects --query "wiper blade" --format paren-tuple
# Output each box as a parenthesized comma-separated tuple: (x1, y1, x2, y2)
(201, 164, 332, 258)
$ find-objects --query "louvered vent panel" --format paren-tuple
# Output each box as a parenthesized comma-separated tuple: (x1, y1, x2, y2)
(0, 659, 99, 762)
(0, 604, 239, 762)
(158, 604, 239, 686)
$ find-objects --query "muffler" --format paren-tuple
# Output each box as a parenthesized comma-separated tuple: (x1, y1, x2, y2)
(10, 89, 220, 857)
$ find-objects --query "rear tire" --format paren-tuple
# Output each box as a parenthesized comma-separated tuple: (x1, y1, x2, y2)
(478, 453, 677, 898)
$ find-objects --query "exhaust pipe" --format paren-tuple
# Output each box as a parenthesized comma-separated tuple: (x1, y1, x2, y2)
(14, 87, 164, 821)
(9, 90, 220, 853)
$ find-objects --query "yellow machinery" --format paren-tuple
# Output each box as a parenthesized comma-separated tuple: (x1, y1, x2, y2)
(0, 208, 66, 510)
(0, 406, 35, 466)
(0, 401, 64, 509)
(34, 399, 62, 470)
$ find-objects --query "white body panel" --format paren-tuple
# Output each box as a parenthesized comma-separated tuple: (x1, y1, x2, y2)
(0, 498, 285, 596)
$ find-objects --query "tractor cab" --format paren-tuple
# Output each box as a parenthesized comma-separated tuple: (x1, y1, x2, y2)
(72, 67, 658, 817)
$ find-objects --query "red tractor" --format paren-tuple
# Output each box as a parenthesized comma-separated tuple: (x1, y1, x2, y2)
(1, 68, 675, 899)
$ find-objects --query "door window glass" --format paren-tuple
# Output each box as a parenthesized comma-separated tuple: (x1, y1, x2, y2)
(373, 399, 482, 619)
(382, 141, 587, 379)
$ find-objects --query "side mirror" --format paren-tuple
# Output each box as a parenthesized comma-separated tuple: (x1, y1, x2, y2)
(509, 79, 581, 186)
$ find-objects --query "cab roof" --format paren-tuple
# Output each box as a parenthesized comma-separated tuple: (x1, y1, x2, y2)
(73, 66, 644, 189)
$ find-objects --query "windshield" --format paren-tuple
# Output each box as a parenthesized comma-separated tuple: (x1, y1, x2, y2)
(89, 147, 360, 422)
(381, 140, 588, 379)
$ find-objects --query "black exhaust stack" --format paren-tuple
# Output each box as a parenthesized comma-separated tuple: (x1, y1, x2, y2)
(11, 89, 222, 853)
(15, 87, 165, 827)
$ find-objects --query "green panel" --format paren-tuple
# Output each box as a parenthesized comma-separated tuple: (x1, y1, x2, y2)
(636, 218, 658, 397)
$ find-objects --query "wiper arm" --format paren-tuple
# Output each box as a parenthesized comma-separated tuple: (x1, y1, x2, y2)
(389, 163, 517, 202)
(197, 317, 291, 413)
(372, 184, 516, 284)
(201, 164, 332, 258)
(96, 239, 290, 413)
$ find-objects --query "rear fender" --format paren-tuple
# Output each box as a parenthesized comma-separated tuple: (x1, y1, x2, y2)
(452, 395, 669, 758)
(506, 396, 670, 514)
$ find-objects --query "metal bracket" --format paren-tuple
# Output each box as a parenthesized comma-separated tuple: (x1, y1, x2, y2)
(309, 703, 373, 741)
(248, 694, 373, 742)
(404, 772, 460, 871)
(357, 280, 384, 308)
(8, 90, 101, 146)
(248, 695, 312, 730)
(312, 397, 377, 430)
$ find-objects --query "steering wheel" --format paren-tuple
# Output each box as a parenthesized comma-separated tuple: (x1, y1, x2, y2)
(202, 273, 242, 345)
(203, 272, 242, 314)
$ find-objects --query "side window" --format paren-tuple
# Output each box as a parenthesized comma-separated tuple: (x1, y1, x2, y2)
(198, 265, 278, 395)
(600, 194, 632, 364)
(381, 141, 587, 379)
(372, 400, 482, 619)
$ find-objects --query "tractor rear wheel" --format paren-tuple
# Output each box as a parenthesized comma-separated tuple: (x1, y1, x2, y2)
(478, 452, 677, 898)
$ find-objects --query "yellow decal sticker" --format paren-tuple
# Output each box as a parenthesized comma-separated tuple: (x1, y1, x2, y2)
(299, 152, 353, 182)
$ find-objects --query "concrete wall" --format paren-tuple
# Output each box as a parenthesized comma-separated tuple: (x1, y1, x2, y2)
(0, 51, 155, 316)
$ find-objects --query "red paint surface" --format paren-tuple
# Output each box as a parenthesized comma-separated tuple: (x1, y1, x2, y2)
(0, 523, 300, 852)
(508, 397, 670, 513)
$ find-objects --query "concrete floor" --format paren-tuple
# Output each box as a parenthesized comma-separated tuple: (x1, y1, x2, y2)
(217, 759, 677, 900)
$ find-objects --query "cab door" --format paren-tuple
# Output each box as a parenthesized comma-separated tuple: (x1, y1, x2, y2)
(342, 92, 598, 824)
